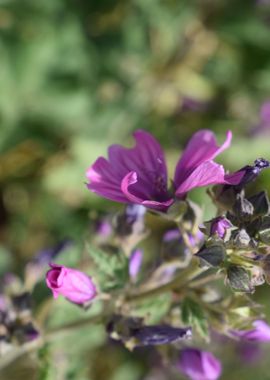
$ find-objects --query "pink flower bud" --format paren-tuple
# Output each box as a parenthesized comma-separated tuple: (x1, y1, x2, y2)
(46, 263, 97, 304)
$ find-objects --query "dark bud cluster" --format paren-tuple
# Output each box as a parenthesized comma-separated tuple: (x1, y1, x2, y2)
(0, 290, 39, 355)
(201, 159, 270, 293)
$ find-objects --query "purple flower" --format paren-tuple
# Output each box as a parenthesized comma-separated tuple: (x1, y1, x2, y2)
(177, 348, 222, 380)
(46, 263, 97, 305)
(86, 129, 244, 211)
(232, 320, 270, 342)
(129, 249, 143, 281)
(210, 217, 232, 238)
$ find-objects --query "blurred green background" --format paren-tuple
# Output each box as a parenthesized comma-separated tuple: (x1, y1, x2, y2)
(1, 0, 270, 379)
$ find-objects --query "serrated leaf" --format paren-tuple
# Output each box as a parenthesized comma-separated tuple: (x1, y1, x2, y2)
(181, 297, 209, 339)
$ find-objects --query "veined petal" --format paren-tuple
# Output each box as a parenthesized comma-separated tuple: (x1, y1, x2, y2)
(108, 130, 168, 183)
(174, 130, 232, 186)
(121, 172, 173, 211)
(175, 160, 228, 198)
(224, 170, 245, 185)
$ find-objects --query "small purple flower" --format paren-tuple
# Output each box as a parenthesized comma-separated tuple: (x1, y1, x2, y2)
(177, 348, 222, 380)
(232, 320, 270, 342)
(210, 216, 232, 238)
(86, 130, 244, 211)
(129, 249, 143, 281)
(46, 263, 97, 305)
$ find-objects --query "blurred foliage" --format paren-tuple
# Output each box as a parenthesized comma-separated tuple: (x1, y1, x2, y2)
(1, 0, 270, 379)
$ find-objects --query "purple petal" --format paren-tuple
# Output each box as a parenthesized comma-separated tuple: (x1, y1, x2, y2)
(224, 170, 246, 185)
(174, 130, 232, 187)
(121, 171, 173, 211)
(175, 161, 228, 198)
(87, 157, 128, 202)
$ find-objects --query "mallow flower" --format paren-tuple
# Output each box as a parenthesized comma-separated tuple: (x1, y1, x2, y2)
(86, 129, 243, 211)
(46, 263, 97, 305)
(177, 348, 222, 380)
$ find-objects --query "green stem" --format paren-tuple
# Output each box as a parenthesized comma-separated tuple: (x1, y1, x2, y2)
(126, 259, 205, 302)
(189, 272, 223, 288)
(0, 312, 107, 371)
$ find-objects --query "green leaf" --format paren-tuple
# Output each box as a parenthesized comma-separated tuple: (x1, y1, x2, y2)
(87, 244, 129, 291)
(181, 297, 209, 339)
(227, 265, 254, 293)
(131, 294, 171, 324)
(196, 243, 226, 267)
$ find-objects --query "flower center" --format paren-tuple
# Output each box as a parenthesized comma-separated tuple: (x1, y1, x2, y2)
(153, 174, 167, 194)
